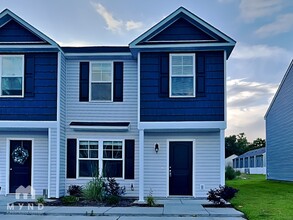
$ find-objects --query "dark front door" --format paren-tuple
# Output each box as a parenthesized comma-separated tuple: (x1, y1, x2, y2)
(9, 140, 32, 193)
(169, 141, 192, 196)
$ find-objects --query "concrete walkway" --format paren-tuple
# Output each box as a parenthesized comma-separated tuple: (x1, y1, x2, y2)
(0, 196, 246, 219)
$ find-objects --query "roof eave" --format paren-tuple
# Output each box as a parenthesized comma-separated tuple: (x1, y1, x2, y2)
(264, 59, 293, 119)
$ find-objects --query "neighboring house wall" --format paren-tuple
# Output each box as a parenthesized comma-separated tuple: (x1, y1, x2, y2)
(140, 51, 224, 122)
(225, 154, 237, 167)
(265, 61, 293, 181)
(233, 149, 266, 175)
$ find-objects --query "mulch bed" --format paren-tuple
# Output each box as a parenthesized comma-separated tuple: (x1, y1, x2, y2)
(202, 203, 233, 208)
(12, 198, 162, 207)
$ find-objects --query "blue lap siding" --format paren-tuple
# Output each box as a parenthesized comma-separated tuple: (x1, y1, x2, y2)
(140, 51, 224, 122)
(0, 52, 58, 121)
(149, 17, 214, 42)
(0, 18, 45, 43)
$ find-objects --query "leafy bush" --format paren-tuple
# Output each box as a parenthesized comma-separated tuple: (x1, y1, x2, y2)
(207, 185, 238, 206)
(36, 196, 45, 204)
(106, 195, 120, 205)
(146, 188, 155, 207)
(225, 166, 237, 180)
(67, 185, 83, 197)
(61, 195, 79, 205)
(235, 170, 241, 176)
(83, 174, 106, 202)
(105, 177, 126, 197)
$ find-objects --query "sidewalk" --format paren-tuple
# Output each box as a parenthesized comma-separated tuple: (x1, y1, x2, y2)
(0, 196, 246, 219)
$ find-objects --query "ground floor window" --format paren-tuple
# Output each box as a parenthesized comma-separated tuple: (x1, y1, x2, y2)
(256, 155, 263, 167)
(78, 139, 124, 178)
(250, 156, 254, 167)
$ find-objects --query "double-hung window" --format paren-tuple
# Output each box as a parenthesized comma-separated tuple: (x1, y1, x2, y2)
(78, 140, 124, 178)
(90, 62, 113, 101)
(170, 54, 195, 97)
(78, 141, 99, 177)
(103, 141, 123, 178)
(0, 55, 24, 97)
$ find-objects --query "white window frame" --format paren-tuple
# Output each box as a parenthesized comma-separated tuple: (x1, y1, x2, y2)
(77, 139, 125, 179)
(0, 55, 24, 98)
(102, 140, 124, 179)
(89, 61, 113, 102)
(77, 140, 99, 178)
(169, 53, 196, 98)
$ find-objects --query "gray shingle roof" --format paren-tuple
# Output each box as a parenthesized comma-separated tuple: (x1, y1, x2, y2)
(237, 147, 266, 159)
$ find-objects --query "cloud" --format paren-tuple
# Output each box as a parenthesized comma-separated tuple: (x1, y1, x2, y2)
(230, 43, 291, 60)
(227, 78, 278, 108)
(239, 0, 283, 22)
(255, 13, 293, 37)
(126, 21, 143, 31)
(92, 3, 123, 33)
(91, 2, 143, 34)
(226, 78, 278, 141)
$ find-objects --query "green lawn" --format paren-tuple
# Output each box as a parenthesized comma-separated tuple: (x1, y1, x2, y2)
(226, 174, 293, 220)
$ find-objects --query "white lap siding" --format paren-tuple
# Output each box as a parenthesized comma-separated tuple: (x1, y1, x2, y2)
(65, 58, 139, 197)
(0, 131, 48, 195)
(144, 131, 221, 198)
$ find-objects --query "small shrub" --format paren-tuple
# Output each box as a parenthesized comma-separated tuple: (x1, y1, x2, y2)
(36, 196, 45, 204)
(146, 188, 155, 207)
(61, 195, 79, 205)
(106, 195, 120, 205)
(105, 177, 126, 197)
(67, 185, 83, 197)
(83, 173, 106, 202)
(207, 185, 238, 206)
(235, 170, 241, 176)
(225, 166, 237, 180)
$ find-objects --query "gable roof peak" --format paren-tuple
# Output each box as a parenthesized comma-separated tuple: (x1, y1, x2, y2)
(129, 7, 235, 58)
(0, 8, 59, 48)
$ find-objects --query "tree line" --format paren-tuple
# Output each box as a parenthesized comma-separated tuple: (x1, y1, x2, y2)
(225, 132, 265, 158)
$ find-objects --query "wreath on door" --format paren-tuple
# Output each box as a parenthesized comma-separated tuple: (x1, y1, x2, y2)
(11, 146, 29, 165)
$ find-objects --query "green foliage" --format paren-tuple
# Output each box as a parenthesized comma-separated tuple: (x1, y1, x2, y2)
(235, 170, 241, 176)
(146, 188, 155, 207)
(227, 174, 293, 220)
(36, 196, 45, 204)
(106, 195, 120, 205)
(225, 166, 237, 180)
(61, 195, 79, 205)
(105, 177, 126, 197)
(207, 185, 238, 206)
(67, 185, 83, 197)
(248, 138, 266, 150)
(83, 174, 106, 202)
(225, 133, 266, 158)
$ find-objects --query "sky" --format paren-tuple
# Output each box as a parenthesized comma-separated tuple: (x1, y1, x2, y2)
(0, 0, 292, 141)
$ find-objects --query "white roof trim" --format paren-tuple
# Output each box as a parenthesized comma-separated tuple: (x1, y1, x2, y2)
(0, 9, 60, 48)
(129, 7, 236, 47)
(265, 59, 293, 119)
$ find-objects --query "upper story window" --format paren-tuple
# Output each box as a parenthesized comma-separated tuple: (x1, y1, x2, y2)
(169, 53, 195, 97)
(0, 55, 24, 97)
(90, 62, 113, 101)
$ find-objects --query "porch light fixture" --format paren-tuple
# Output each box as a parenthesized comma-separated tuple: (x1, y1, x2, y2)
(154, 143, 159, 153)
